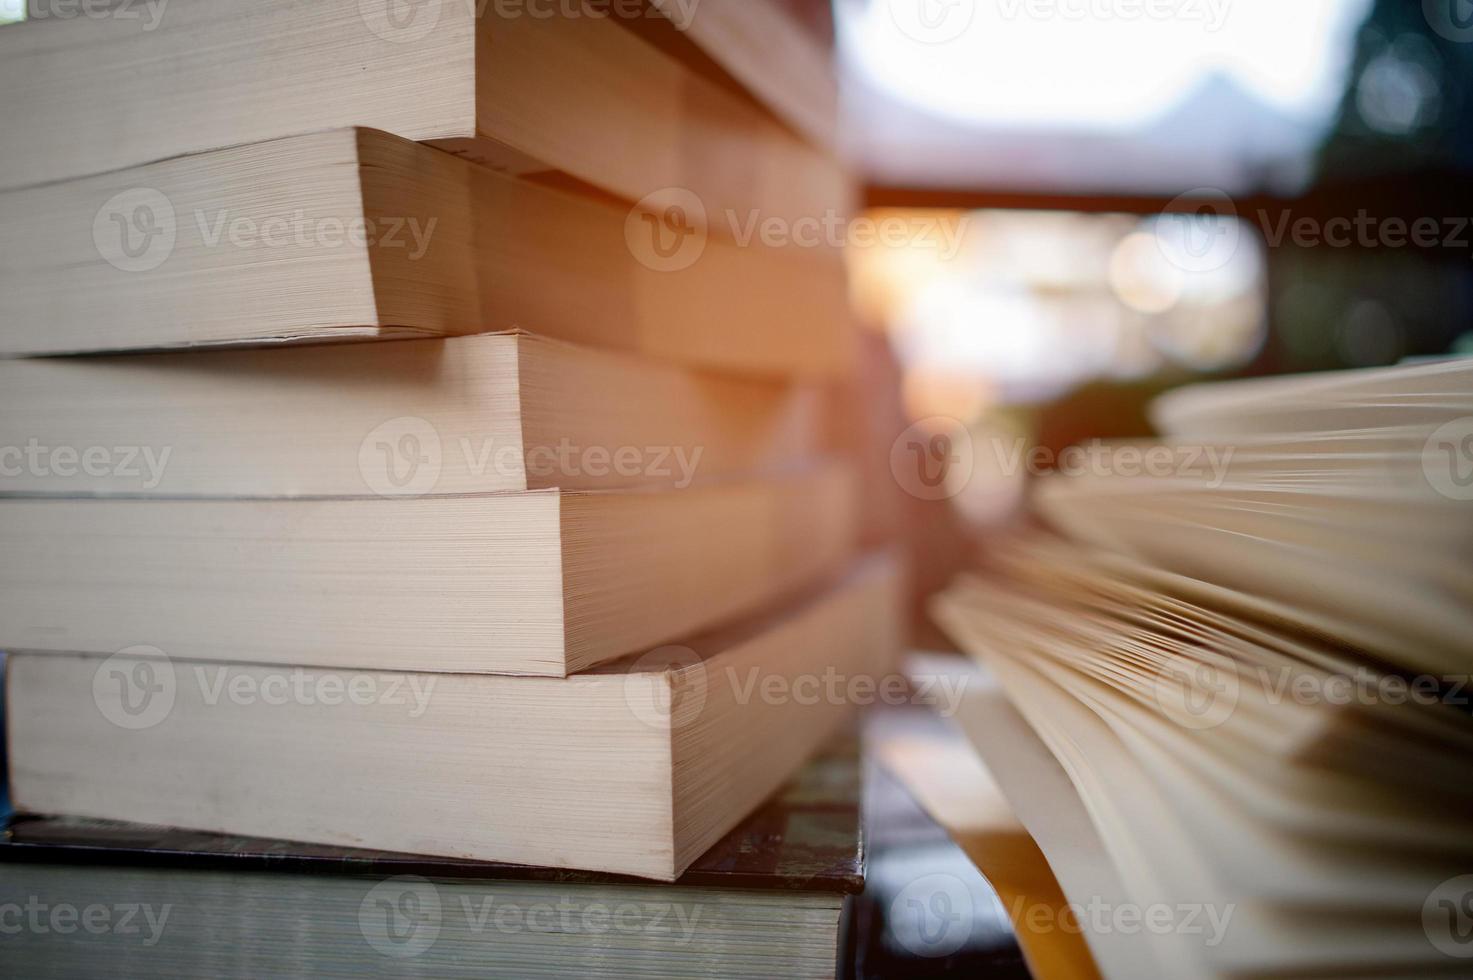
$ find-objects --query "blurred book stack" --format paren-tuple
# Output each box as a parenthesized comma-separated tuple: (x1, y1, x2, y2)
(0, 2, 899, 974)
(935, 359, 1473, 979)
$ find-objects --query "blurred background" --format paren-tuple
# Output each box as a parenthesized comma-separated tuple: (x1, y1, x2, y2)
(826, 0, 1473, 529)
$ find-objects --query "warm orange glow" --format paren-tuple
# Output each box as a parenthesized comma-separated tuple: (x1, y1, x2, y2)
(901, 368, 997, 427)
(846, 207, 1268, 404)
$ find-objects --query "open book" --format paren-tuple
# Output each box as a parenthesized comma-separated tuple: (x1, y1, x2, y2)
(935, 359, 1473, 979)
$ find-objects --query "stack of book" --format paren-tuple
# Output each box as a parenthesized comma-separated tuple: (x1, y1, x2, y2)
(936, 359, 1473, 979)
(0, 2, 900, 973)
(0, 740, 871, 977)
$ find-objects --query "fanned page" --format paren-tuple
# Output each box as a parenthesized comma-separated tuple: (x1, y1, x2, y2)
(1031, 407, 1473, 678)
(932, 359, 1473, 979)
(980, 651, 1230, 980)
(1152, 358, 1473, 437)
(936, 624, 1461, 980)
(945, 666, 1165, 980)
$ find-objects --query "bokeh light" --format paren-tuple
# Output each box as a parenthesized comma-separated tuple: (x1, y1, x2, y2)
(848, 208, 1268, 424)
